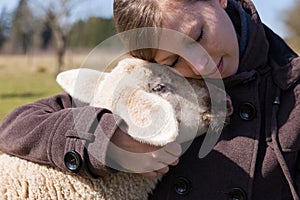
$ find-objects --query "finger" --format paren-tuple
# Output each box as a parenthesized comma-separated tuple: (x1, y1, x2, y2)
(164, 142, 182, 157)
(155, 166, 169, 174)
(170, 159, 179, 166)
(153, 150, 179, 165)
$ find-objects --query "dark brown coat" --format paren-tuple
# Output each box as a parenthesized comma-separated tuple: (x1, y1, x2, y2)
(149, 1, 300, 199)
(0, 0, 300, 199)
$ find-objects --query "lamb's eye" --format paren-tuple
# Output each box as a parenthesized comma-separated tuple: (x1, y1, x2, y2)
(152, 83, 166, 93)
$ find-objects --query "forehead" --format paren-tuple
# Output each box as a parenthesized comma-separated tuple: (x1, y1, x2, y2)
(158, 1, 206, 33)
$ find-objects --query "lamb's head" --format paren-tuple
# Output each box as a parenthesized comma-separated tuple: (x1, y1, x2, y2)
(56, 57, 232, 146)
(147, 71, 233, 141)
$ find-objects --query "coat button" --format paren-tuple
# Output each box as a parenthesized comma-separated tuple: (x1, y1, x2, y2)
(64, 150, 82, 172)
(227, 188, 247, 200)
(238, 102, 256, 121)
(173, 177, 191, 195)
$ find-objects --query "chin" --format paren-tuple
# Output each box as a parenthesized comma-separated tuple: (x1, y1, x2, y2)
(224, 65, 238, 78)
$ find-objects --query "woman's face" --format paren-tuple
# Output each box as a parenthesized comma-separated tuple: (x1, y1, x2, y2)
(154, 0, 239, 79)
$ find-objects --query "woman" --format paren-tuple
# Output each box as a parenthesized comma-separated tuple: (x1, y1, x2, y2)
(113, 0, 300, 199)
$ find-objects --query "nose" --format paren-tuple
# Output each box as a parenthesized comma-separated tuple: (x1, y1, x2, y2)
(185, 56, 209, 76)
(183, 56, 219, 78)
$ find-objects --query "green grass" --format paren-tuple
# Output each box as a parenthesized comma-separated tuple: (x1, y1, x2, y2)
(0, 52, 120, 123)
(0, 71, 63, 122)
(0, 54, 70, 122)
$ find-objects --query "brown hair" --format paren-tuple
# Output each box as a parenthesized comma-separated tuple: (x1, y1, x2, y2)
(113, 0, 163, 61)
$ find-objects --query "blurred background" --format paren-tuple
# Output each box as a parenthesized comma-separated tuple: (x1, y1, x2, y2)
(0, 0, 299, 121)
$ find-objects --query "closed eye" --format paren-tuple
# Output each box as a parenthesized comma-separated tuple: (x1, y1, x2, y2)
(196, 29, 204, 42)
(170, 56, 179, 68)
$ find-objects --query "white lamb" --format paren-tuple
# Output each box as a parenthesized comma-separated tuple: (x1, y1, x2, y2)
(0, 57, 232, 200)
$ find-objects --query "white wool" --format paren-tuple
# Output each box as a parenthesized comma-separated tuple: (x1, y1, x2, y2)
(0, 154, 158, 200)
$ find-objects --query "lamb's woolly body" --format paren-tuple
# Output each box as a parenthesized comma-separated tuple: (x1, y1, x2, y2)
(0, 154, 158, 200)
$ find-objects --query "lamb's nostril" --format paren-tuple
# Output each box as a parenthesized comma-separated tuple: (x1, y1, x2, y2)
(152, 83, 166, 93)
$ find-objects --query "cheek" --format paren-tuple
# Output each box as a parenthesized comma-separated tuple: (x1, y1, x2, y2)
(205, 8, 238, 52)
(218, 16, 239, 53)
(207, 27, 236, 52)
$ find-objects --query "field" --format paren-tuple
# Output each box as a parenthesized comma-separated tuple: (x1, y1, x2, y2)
(0, 54, 62, 121)
(0, 51, 119, 122)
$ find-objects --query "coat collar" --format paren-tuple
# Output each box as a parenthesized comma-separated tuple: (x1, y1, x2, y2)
(226, 0, 300, 90)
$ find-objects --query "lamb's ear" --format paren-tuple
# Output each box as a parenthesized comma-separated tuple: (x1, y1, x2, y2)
(56, 68, 106, 104)
(116, 90, 178, 146)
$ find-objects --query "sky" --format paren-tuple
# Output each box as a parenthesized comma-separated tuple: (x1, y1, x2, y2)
(0, 0, 296, 38)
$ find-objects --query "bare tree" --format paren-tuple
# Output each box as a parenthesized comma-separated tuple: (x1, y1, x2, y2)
(0, 7, 10, 50)
(12, 0, 34, 54)
(28, 0, 82, 74)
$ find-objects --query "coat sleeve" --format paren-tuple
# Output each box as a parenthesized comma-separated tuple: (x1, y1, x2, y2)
(0, 92, 122, 178)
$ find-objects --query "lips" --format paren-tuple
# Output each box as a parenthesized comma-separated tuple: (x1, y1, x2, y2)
(192, 56, 224, 78)
(200, 57, 224, 77)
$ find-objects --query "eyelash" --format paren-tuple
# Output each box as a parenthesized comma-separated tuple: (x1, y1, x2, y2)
(196, 29, 204, 42)
(170, 56, 179, 67)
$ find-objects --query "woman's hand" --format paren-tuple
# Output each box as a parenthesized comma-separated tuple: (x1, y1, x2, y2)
(108, 126, 182, 178)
